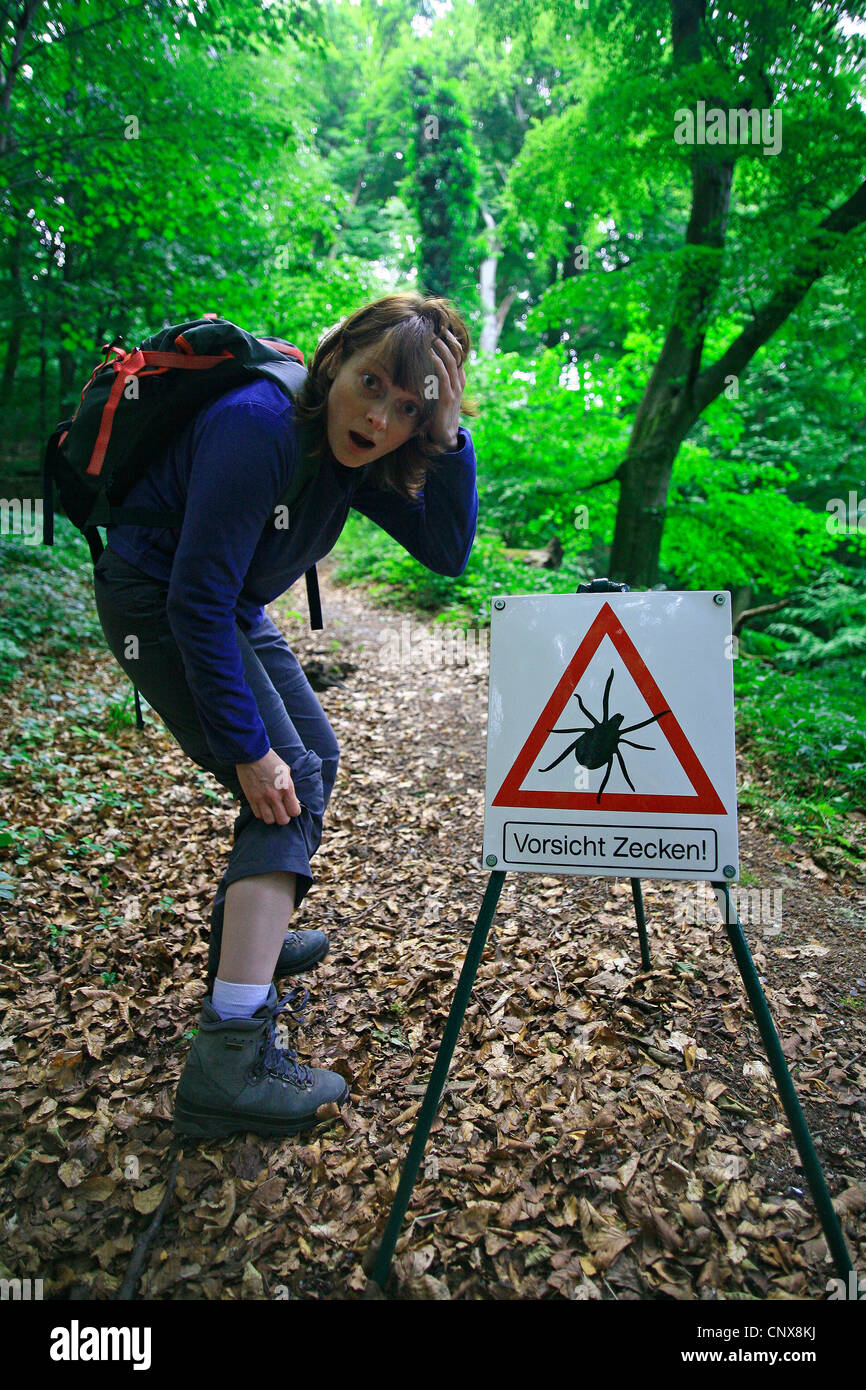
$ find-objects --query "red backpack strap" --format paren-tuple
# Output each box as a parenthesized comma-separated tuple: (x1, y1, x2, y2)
(85, 347, 235, 478)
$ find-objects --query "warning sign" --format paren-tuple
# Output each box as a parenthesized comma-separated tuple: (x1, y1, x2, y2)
(482, 592, 738, 881)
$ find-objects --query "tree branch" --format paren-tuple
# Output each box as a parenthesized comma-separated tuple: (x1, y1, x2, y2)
(733, 598, 790, 637)
(694, 175, 866, 415)
(578, 467, 622, 494)
(115, 1140, 182, 1301)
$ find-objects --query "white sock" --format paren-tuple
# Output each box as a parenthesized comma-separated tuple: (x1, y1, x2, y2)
(211, 978, 270, 1020)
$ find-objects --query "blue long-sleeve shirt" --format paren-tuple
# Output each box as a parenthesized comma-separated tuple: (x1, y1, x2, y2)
(106, 377, 478, 765)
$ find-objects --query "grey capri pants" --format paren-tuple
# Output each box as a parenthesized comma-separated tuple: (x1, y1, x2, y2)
(92, 545, 340, 978)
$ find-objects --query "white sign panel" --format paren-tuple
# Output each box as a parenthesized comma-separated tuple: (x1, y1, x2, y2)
(482, 591, 739, 882)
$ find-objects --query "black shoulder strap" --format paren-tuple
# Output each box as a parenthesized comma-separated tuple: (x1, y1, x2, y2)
(305, 565, 322, 630)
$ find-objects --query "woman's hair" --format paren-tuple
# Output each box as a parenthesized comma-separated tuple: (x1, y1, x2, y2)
(292, 292, 479, 501)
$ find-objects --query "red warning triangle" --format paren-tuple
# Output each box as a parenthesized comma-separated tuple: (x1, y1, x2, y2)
(492, 602, 726, 814)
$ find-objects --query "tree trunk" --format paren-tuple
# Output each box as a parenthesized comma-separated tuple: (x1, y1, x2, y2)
(541, 220, 585, 351)
(57, 37, 81, 415)
(609, 440, 679, 587)
(0, 317, 24, 407)
(609, 0, 739, 585)
(0, 0, 40, 158)
(39, 304, 47, 438)
(0, 228, 24, 405)
(0, 3, 42, 403)
(479, 206, 515, 354)
(608, 148, 734, 585)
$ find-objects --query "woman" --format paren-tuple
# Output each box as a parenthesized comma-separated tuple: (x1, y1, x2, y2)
(92, 293, 478, 1139)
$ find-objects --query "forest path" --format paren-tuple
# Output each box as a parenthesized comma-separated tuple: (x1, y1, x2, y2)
(0, 555, 863, 1300)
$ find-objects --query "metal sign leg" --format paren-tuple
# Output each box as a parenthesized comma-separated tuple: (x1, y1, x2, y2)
(631, 878, 652, 970)
(368, 870, 507, 1291)
(714, 881, 853, 1280)
(367, 872, 852, 1294)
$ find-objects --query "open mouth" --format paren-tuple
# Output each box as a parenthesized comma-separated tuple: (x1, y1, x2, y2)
(348, 429, 376, 451)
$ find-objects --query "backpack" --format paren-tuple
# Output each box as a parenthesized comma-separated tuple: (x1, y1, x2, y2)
(42, 315, 323, 730)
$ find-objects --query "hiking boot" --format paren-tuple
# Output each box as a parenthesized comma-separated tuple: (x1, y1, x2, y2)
(276, 928, 329, 977)
(173, 985, 349, 1139)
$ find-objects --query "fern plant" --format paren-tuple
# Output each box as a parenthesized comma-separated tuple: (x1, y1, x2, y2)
(767, 565, 866, 667)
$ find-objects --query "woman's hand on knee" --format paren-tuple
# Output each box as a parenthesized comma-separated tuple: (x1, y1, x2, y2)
(235, 749, 301, 824)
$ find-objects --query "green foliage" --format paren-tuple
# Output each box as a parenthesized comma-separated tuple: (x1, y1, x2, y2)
(0, 0, 354, 441)
(703, 316, 866, 522)
(467, 348, 626, 553)
(104, 687, 140, 735)
(0, 518, 102, 687)
(662, 444, 836, 591)
(734, 652, 865, 870)
(332, 513, 589, 627)
(766, 566, 866, 667)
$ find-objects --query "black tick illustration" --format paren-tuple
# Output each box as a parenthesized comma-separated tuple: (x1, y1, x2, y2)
(538, 668, 671, 802)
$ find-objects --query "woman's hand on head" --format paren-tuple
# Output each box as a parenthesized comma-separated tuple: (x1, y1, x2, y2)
(235, 749, 301, 825)
(427, 329, 467, 451)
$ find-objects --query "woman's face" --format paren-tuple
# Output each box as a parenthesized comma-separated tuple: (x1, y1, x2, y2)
(326, 345, 424, 468)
